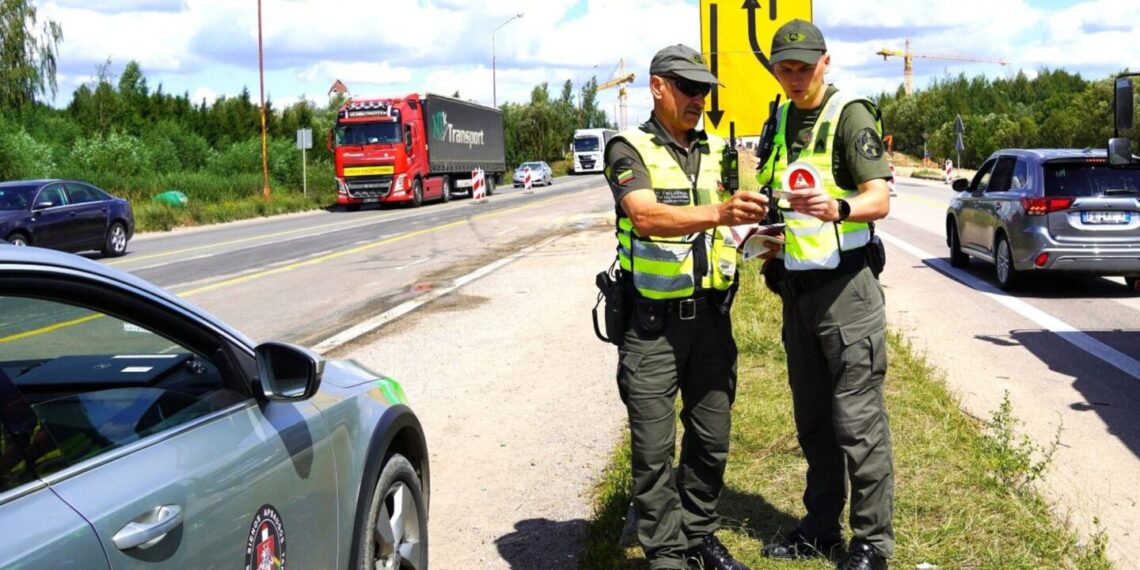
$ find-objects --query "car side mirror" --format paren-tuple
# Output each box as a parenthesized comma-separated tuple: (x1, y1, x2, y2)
(255, 341, 323, 401)
(1108, 137, 1133, 166)
(951, 178, 969, 192)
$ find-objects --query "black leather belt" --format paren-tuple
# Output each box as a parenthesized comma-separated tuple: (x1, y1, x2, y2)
(664, 294, 718, 320)
(773, 247, 868, 298)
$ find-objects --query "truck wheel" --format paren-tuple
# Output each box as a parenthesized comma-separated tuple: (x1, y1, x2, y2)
(485, 175, 495, 197)
(411, 179, 423, 207)
(440, 176, 451, 203)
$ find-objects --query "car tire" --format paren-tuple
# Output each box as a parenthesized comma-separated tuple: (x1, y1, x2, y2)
(994, 234, 1021, 290)
(1126, 276, 1139, 292)
(102, 222, 128, 258)
(7, 233, 29, 247)
(411, 179, 423, 207)
(948, 220, 969, 268)
(357, 454, 428, 570)
(440, 176, 451, 203)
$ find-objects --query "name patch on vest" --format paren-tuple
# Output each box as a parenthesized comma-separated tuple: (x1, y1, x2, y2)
(655, 189, 690, 205)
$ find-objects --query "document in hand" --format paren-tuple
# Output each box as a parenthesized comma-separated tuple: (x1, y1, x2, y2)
(729, 223, 785, 262)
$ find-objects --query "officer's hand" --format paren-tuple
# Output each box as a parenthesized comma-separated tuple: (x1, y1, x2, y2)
(784, 187, 836, 221)
(718, 191, 768, 225)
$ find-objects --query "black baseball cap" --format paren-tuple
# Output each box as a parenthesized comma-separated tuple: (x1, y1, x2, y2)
(649, 44, 724, 86)
(770, 19, 827, 65)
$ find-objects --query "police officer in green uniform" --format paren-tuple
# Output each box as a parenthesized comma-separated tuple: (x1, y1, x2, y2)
(754, 20, 894, 570)
(604, 44, 770, 570)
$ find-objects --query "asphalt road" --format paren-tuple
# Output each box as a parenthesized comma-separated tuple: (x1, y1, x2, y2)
(102, 172, 1138, 566)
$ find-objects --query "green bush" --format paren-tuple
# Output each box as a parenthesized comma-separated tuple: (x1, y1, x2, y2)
(67, 132, 150, 178)
(0, 126, 56, 180)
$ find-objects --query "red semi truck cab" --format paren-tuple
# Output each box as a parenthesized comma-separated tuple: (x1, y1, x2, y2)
(331, 93, 506, 211)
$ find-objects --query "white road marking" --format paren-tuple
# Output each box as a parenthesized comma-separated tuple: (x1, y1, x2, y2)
(395, 258, 429, 270)
(879, 230, 1140, 381)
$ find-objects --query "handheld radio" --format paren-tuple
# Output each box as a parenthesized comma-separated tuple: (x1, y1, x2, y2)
(722, 121, 739, 193)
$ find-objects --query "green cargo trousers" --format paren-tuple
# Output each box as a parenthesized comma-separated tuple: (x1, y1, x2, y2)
(617, 303, 737, 569)
(782, 265, 895, 558)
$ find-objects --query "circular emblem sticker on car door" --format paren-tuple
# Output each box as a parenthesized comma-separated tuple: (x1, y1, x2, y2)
(245, 505, 286, 570)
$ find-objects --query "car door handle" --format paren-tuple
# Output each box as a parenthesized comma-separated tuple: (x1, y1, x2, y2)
(113, 504, 184, 550)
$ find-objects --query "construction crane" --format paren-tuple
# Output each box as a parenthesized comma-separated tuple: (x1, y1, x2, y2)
(597, 58, 636, 130)
(877, 38, 1010, 96)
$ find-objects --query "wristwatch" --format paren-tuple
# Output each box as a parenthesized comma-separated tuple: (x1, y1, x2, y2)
(836, 199, 851, 222)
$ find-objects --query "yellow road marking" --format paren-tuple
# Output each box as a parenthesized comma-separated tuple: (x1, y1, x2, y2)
(0, 314, 102, 344)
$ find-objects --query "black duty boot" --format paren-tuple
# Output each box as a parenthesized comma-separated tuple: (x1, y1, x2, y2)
(837, 541, 888, 570)
(685, 534, 751, 570)
(761, 528, 844, 560)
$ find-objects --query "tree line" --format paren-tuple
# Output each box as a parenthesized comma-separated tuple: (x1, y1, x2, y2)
(876, 68, 1139, 168)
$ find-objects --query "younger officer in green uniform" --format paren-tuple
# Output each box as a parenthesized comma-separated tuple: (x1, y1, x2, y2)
(604, 44, 770, 570)
(754, 20, 895, 570)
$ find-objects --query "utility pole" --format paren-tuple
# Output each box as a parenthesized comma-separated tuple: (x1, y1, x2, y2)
(257, 0, 271, 199)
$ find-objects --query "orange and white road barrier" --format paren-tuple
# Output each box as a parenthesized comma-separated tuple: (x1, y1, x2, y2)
(471, 168, 487, 203)
(523, 165, 533, 193)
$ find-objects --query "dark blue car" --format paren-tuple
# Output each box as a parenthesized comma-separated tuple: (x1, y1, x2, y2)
(0, 179, 134, 257)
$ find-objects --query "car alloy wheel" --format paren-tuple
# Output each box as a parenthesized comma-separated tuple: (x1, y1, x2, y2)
(994, 235, 1020, 290)
(948, 221, 969, 268)
(7, 234, 29, 247)
(102, 222, 128, 257)
(361, 454, 427, 570)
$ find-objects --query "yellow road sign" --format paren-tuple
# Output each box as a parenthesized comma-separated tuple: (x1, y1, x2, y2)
(700, 0, 813, 137)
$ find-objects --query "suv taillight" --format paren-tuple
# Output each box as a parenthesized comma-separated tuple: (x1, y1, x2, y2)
(1021, 197, 1073, 216)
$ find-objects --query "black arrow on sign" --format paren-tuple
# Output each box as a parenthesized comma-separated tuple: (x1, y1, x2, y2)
(707, 2, 724, 128)
(742, 0, 773, 74)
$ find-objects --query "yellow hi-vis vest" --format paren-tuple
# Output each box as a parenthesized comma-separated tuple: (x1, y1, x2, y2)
(756, 91, 879, 271)
(612, 130, 738, 299)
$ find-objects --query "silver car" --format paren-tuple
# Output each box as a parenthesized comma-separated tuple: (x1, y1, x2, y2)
(946, 149, 1140, 290)
(0, 247, 428, 569)
(513, 161, 553, 187)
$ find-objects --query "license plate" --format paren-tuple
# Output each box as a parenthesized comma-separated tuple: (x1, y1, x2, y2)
(1081, 211, 1131, 224)
(362, 197, 380, 203)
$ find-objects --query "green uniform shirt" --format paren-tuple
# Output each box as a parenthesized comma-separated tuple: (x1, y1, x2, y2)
(605, 113, 711, 215)
(783, 86, 891, 189)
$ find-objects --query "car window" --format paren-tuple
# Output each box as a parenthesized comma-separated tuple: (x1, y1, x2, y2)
(971, 159, 997, 192)
(1010, 159, 1030, 190)
(64, 183, 101, 204)
(987, 156, 1016, 193)
(0, 186, 36, 211)
(36, 185, 67, 208)
(1043, 163, 1140, 197)
(0, 295, 244, 481)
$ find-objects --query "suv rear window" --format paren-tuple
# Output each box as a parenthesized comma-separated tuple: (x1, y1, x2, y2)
(1043, 162, 1140, 197)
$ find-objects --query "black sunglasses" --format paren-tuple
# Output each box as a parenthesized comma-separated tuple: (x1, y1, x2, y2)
(668, 76, 712, 98)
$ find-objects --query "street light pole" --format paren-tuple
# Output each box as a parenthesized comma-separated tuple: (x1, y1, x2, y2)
(257, 0, 270, 200)
(492, 12, 523, 108)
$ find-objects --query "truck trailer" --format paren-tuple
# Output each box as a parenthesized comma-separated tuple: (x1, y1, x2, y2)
(331, 93, 507, 210)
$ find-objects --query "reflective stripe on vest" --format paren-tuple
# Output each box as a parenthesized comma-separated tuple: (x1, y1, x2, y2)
(757, 90, 877, 270)
(613, 130, 738, 299)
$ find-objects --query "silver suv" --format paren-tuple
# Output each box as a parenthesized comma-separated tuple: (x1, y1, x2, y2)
(946, 149, 1140, 291)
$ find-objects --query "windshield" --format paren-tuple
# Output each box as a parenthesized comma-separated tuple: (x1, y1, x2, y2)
(574, 137, 600, 152)
(335, 122, 401, 146)
(0, 185, 36, 211)
(1044, 163, 1140, 197)
(518, 162, 542, 170)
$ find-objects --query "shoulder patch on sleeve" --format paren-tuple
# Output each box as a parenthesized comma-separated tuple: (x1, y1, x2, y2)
(610, 157, 637, 186)
(855, 127, 884, 161)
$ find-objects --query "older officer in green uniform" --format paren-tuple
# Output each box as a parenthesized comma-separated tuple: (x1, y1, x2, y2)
(754, 19, 895, 570)
(604, 44, 769, 570)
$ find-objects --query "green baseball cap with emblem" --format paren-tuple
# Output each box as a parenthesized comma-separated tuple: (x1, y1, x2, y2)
(649, 44, 724, 86)
(770, 19, 827, 65)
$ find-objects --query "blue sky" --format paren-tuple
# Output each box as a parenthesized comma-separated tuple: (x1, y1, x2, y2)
(37, 0, 1139, 125)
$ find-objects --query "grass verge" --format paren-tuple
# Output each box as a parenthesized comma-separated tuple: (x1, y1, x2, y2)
(579, 269, 1112, 569)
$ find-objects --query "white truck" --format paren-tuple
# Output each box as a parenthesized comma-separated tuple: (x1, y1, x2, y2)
(572, 128, 617, 174)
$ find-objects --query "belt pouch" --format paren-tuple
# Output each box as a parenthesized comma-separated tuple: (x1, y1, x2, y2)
(865, 235, 886, 277)
(634, 298, 666, 333)
(594, 269, 628, 345)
